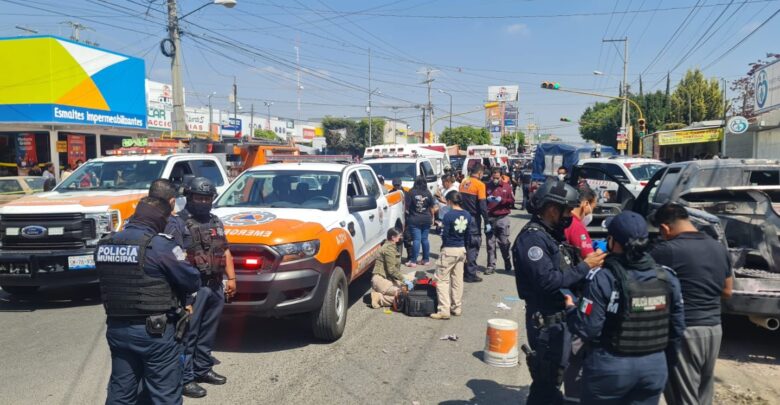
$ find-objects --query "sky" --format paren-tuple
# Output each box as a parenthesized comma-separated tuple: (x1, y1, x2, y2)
(2, 0, 779, 141)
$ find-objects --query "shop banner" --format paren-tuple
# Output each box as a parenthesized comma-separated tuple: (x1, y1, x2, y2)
(755, 59, 780, 113)
(15, 133, 38, 168)
(657, 128, 723, 146)
(67, 134, 86, 167)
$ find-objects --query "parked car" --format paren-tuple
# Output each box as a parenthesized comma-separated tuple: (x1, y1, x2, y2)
(0, 176, 45, 204)
(578, 156, 665, 196)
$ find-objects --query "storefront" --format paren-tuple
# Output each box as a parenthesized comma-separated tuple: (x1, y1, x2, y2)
(641, 126, 723, 162)
(0, 36, 147, 178)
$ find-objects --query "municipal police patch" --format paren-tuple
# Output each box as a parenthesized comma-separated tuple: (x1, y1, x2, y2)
(528, 246, 544, 261)
(97, 245, 140, 263)
(172, 246, 187, 261)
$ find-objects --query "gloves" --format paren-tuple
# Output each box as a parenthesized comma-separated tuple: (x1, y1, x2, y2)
(485, 224, 492, 234)
(404, 280, 414, 290)
(487, 196, 502, 203)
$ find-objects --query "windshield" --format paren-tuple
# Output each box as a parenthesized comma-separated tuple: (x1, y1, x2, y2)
(365, 162, 415, 182)
(215, 170, 341, 210)
(56, 160, 165, 191)
(24, 178, 45, 191)
(628, 164, 664, 181)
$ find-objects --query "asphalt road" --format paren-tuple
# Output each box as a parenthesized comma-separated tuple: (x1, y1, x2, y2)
(1, 209, 778, 404)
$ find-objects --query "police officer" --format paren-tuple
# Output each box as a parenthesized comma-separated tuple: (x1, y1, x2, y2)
(459, 162, 490, 283)
(169, 177, 236, 398)
(565, 211, 686, 404)
(96, 196, 201, 405)
(512, 179, 606, 405)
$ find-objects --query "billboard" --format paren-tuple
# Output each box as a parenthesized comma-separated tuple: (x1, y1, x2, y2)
(657, 128, 723, 146)
(145, 80, 208, 132)
(755, 59, 780, 113)
(0, 36, 146, 129)
(488, 85, 519, 102)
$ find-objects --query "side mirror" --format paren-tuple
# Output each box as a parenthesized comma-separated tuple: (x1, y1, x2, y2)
(348, 195, 378, 212)
(425, 175, 437, 183)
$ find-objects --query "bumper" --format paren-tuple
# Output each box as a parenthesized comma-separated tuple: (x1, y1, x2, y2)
(0, 248, 97, 287)
(224, 256, 334, 317)
(722, 277, 780, 317)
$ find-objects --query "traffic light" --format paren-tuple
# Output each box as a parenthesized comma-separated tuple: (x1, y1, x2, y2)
(541, 81, 560, 90)
(638, 118, 646, 134)
(560, 117, 572, 122)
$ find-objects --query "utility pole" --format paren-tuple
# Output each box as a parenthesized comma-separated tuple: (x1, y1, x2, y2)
(603, 37, 628, 154)
(295, 44, 301, 121)
(208, 92, 216, 134)
(419, 67, 438, 143)
(368, 48, 372, 147)
(166, 1, 186, 136)
(264, 101, 273, 130)
(721, 78, 728, 155)
(391, 107, 399, 144)
(62, 21, 90, 42)
(250, 103, 254, 139)
(421, 107, 426, 143)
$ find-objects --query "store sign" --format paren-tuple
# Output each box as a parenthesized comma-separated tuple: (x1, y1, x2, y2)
(488, 85, 519, 102)
(146, 101, 209, 133)
(0, 37, 146, 129)
(67, 134, 86, 167)
(14, 133, 38, 168)
(727, 116, 749, 134)
(56, 140, 68, 153)
(754, 60, 780, 113)
(657, 128, 723, 146)
(303, 128, 315, 139)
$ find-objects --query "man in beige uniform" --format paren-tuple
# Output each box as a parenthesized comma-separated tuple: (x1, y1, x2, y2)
(370, 228, 407, 308)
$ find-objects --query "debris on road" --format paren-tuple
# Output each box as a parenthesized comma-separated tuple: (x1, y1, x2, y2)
(503, 296, 521, 302)
(496, 302, 512, 310)
(439, 334, 459, 341)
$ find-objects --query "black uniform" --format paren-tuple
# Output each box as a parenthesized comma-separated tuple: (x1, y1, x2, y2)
(97, 219, 200, 405)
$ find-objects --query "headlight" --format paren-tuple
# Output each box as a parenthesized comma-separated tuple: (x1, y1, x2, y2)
(87, 210, 121, 234)
(273, 240, 320, 262)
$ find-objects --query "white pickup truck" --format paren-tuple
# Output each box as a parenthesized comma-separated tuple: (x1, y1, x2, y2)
(0, 154, 229, 295)
(212, 161, 405, 341)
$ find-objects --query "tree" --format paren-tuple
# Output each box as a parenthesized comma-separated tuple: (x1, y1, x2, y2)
(579, 99, 622, 147)
(252, 129, 279, 141)
(321, 116, 385, 155)
(730, 56, 779, 118)
(500, 131, 525, 152)
(670, 69, 723, 124)
(439, 126, 490, 150)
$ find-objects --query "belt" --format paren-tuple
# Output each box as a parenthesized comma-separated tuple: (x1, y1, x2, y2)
(540, 311, 566, 326)
(107, 315, 161, 325)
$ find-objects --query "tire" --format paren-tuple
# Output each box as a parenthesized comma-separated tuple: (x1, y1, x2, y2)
(311, 266, 348, 342)
(1, 285, 39, 295)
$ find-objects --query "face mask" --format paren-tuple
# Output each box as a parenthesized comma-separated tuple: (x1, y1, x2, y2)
(557, 174, 566, 181)
(186, 200, 212, 219)
(492, 179, 500, 185)
(582, 213, 593, 227)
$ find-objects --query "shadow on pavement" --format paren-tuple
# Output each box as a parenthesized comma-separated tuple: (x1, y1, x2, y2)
(215, 270, 374, 353)
(439, 378, 528, 405)
(719, 314, 780, 365)
(0, 284, 101, 311)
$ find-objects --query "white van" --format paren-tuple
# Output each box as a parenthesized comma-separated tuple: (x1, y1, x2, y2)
(364, 157, 439, 196)
(364, 144, 450, 176)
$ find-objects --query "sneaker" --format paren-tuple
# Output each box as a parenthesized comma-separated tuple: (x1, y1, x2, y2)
(484, 268, 495, 275)
(419, 260, 431, 266)
(452, 309, 462, 316)
(464, 275, 483, 283)
(430, 312, 450, 320)
(406, 262, 417, 268)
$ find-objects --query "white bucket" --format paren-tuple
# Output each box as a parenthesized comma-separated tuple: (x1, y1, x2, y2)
(483, 318, 519, 367)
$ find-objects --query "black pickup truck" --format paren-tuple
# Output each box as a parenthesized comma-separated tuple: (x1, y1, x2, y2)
(572, 158, 780, 331)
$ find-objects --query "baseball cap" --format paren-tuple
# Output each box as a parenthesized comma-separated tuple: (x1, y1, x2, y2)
(604, 211, 648, 245)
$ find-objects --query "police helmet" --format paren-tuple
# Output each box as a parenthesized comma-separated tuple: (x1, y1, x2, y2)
(527, 179, 579, 215)
(184, 176, 217, 197)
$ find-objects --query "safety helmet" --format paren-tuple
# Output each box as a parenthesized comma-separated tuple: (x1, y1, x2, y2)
(527, 178, 579, 215)
(184, 176, 217, 197)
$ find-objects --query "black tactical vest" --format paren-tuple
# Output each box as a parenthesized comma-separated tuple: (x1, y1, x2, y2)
(180, 210, 228, 277)
(602, 263, 672, 355)
(522, 221, 581, 272)
(96, 233, 178, 318)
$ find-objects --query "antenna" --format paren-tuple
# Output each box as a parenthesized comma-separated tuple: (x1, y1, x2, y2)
(61, 21, 93, 43)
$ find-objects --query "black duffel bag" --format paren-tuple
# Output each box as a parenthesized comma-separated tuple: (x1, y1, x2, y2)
(394, 284, 437, 317)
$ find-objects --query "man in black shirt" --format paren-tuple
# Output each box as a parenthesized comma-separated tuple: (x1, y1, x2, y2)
(650, 203, 733, 405)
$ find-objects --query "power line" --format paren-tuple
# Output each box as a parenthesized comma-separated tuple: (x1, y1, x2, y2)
(702, 6, 780, 71)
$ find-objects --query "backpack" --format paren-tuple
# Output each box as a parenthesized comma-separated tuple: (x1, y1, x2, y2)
(394, 282, 437, 317)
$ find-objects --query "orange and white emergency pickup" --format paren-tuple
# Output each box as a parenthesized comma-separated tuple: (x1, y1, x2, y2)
(212, 161, 405, 341)
(0, 154, 229, 295)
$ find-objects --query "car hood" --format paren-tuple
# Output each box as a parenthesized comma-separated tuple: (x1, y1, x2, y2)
(0, 190, 146, 214)
(212, 207, 343, 246)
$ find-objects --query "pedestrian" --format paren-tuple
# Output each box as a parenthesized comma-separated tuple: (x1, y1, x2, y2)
(459, 163, 490, 283)
(370, 228, 411, 308)
(485, 167, 514, 275)
(557, 166, 568, 181)
(520, 161, 532, 211)
(430, 191, 471, 320)
(565, 210, 686, 404)
(96, 196, 201, 405)
(392, 178, 413, 261)
(436, 173, 460, 222)
(168, 177, 236, 398)
(512, 179, 606, 405)
(42, 162, 55, 180)
(405, 175, 436, 267)
(650, 203, 733, 405)
(564, 186, 597, 260)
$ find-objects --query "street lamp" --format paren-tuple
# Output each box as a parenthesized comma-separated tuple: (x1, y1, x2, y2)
(165, 0, 236, 136)
(264, 101, 273, 131)
(438, 89, 453, 131)
(367, 88, 381, 147)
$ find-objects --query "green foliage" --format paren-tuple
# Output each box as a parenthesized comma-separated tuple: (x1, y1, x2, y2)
(321, 117, 385, 155)
(670, 69, 723, 124)
(439, 126, 490, 150)
(579, 99, 622, 148)
(252, 129, 278, 141)
(500, 131, 525, 150)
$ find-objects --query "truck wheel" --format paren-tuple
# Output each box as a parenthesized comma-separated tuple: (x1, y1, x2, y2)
(0, 285, 39, 295)
(311, 266, 348, 341)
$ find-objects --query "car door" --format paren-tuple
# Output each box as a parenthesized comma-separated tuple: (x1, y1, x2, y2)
(358, 168, 385, 246)
(344, 169, 372, 261)
(419, 160, 438, 195)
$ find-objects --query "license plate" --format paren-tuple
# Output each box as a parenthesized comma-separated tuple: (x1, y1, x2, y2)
(68, 255, 95, 270)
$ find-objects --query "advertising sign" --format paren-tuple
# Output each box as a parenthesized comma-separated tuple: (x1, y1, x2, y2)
(14, 133, 38, 168)
(491, 133, 501, 146)
(755, 59, 780, 113)
(0, 36, 146, 129)
(488, 85, 519, 102)
(657, 128, 723, 146)
(67, 134, 86, 167)
(303, 128, 315, 139)
(221, 117, 242, 137)
(727, 116, 749, 134)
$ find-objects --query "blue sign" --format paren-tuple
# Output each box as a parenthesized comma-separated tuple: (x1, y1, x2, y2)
(756, 69, 768, 109)
(727, 116, 749, 134)
(221, 117, 242, 132)
(504, 119, 517, 127)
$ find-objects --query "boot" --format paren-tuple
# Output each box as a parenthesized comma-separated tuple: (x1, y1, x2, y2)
(370, 291, 382, 309)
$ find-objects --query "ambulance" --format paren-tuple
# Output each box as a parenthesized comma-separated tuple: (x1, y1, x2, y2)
(364, 143, 451, 176)
(462, 145, 509, 180)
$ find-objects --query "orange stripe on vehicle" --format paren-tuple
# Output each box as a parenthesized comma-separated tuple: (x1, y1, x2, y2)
(386, 190, 403, 205)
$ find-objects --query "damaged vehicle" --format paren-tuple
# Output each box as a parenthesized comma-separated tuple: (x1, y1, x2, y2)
(571, 159, 780, 331)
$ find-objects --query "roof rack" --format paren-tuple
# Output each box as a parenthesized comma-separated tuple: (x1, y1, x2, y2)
(265, 154, 354, 164)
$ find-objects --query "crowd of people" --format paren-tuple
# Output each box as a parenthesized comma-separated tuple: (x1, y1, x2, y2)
(369, 161, 733, 405)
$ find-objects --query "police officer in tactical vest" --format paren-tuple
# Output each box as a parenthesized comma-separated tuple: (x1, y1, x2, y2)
(96, 196, 201, 405)
(564, 211, 685, 404)
(512, 179, 606, 405)
(168, 177, 236, 398)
